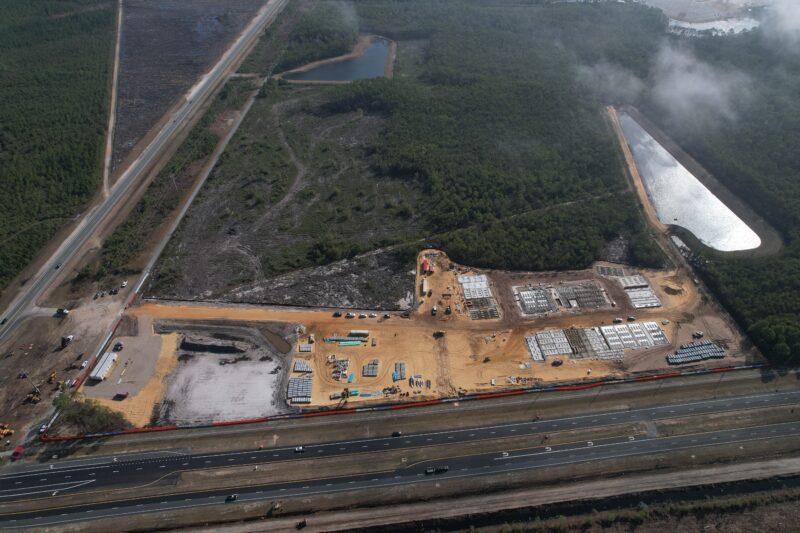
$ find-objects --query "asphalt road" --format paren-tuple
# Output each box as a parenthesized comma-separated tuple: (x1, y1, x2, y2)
(3, 420, 800, 529)
(0, 0, 288, 345)
(2, 389, 799, 528)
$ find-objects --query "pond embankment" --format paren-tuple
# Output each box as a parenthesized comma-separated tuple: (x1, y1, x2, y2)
(277, 35, 395, 84)
(612, 106, 782, 257)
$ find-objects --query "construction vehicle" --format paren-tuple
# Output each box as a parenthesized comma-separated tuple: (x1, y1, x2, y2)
(613, 317, 623, 324)
(25, 391, 41, 404)
(431, 306, 438, 316)
(0, 428, 14, 437)
(47, 371, 57, 384)
(445, 305, 452, 315)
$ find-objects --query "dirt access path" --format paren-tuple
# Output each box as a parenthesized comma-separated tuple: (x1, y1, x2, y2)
(250, 99, 310, 234)
(607, 106, 667, 235)
(102, 0, 123, 197)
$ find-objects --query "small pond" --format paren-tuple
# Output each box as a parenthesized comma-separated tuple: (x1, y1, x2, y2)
(284, 37, 391, 82)
(618, 111, 761, 252)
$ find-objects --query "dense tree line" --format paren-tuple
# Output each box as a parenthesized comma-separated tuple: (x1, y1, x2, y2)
(638, 31, 800, 364)
(318, 1, 666, 268)
(344, 1, 800, 365)
(0, 1, 115, 293)
(278, 0, 359, 72)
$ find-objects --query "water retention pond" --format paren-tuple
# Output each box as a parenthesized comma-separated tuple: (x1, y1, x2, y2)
(618, 111, 761, 252)
(284, 37, 391, 83)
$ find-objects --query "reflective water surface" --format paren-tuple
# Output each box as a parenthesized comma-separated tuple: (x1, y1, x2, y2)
(619, 111, 761, 251)
(285, 38, 390, 82)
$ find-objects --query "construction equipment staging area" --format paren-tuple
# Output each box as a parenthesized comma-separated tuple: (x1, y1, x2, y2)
(81, 251, 757, 426)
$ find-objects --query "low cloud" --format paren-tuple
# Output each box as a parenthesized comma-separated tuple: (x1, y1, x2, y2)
(575, 63, 645, 104)
(650, 44, 753, 126)
(764, 0, 800, 46)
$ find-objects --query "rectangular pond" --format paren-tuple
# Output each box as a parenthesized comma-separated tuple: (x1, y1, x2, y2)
(284, 37, 391, 82)
(618, 111, 761, 252)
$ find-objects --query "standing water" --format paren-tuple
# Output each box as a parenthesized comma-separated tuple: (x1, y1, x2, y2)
(618, 112, 761, 252)
(285, 38, 391, 82)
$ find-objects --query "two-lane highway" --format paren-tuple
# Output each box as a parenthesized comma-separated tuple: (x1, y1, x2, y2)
(0, 0, 289, 344)
(2, 389, 799, 503)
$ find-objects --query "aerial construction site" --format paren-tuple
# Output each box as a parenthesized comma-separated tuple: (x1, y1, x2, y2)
(52, 248, 753, 432)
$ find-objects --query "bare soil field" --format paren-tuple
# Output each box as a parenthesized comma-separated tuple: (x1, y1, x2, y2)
(81, 319, 297, 427)
(111, 0, 265, 174)
(0, 293, 133, 448)
(147, 84, 425, 308)
(98, 250, 758, 426)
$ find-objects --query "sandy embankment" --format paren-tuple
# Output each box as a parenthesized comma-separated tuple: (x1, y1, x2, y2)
(276, 34, 396, 85)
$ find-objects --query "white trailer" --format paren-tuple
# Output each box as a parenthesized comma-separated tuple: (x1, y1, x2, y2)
(89, 352, 117, 381)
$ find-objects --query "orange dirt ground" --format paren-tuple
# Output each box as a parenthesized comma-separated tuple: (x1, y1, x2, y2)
(104, 249, 756, 425)
(90, 331, 177, 427)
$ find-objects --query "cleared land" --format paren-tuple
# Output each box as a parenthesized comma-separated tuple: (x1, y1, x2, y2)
(147, 82, 425, 307)
(111, 0, 265, 175)
(148, 2, 668, 308)
(88, 249, 756, 426)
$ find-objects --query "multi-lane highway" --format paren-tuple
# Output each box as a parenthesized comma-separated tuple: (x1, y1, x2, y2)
(0, 0, 289, 344)
(2, 389, 799, 528)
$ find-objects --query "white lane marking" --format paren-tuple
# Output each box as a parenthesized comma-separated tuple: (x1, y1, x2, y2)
(0, 478, 96, 499)
(8, 388, 797, 496)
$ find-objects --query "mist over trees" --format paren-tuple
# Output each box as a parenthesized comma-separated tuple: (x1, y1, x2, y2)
(570, 2, 800, 364)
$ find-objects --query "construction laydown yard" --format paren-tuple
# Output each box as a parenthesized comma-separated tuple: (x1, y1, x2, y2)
(79, 251, 758, 427)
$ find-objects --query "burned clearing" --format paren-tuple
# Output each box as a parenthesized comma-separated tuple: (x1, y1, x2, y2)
(147, 85, 426, 308)
(111, 0, 264, 172)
